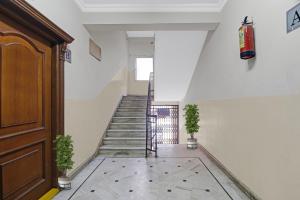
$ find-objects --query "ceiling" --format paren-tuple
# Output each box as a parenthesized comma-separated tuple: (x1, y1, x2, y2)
(127, 31, 155, 38)
(75, 0, 226, 12)
(80, 0, 219, 4)
(85, 23, 218, 33)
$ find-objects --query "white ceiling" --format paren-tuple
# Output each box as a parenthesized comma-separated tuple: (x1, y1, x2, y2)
(85, 23, 218, 33)
(127, 31, 155, 38)
(75, 0, 227, 12)
(81, 0, 220, 4)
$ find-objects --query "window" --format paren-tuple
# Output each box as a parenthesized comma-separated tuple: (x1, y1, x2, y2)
(136, 57, 153, 81)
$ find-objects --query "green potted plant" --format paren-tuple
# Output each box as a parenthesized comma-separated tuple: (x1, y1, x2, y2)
(183, 104, 200, 149)
(56, 135, 74, 190)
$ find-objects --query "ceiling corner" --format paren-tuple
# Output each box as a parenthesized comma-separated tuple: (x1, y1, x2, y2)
(74, 0, 85, 12)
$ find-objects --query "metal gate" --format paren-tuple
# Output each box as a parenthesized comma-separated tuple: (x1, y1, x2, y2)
(152, 105, 179, 144)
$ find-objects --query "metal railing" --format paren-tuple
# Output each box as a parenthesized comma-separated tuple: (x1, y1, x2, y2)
(145, 72, 158, 157)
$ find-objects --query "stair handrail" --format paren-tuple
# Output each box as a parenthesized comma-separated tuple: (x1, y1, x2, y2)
(145, 72, 157, 157)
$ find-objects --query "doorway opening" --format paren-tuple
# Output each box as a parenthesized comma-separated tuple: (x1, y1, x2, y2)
(152, 105, 179, 144)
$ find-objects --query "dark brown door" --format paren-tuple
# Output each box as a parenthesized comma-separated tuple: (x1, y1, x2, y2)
(0, 18, 53, 200)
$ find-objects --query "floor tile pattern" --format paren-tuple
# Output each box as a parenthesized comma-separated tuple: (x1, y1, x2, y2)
(66, 158, 232, 200)
(54, 145, 250, 200)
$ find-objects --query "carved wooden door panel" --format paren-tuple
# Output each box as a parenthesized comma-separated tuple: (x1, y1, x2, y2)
(0, 23, 52, 199)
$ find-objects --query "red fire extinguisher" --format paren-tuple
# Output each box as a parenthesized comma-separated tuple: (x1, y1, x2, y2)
(239, 16, 255, 60)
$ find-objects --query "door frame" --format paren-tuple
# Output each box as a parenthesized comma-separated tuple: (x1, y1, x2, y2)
(0, 0, 74, 187)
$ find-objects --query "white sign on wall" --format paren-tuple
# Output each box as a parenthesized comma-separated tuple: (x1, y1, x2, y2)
(65, 48, 72, 63)
(287, 2, 300, 33)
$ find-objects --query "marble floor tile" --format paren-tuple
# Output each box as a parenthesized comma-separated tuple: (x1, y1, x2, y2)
(157, 145, 250, 200)
(54, 157, 105, 200)
(54, 145, 250, 200)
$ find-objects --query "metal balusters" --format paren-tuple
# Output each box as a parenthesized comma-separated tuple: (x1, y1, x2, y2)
(146, 73, 158, 157)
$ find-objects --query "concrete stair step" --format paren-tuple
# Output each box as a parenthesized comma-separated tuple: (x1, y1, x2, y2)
(123, 96, 147, 100)
(116, 110, 146, 113)
(120, 100, 147, 103)
(117, 107, 146, 112)
(112, 117, 146, 123)
(120, 101, 147, 107)
(99, 144, 145, 157)
(114, 112, 145, 117)
(99, 145, 145, 150)
(106, 130, 146, 137)
(120, 103, 147, 108)
(98, 150, 145, 157)
(119, 104, 147, 109)
(104, 137, 145, 140)
(99, 145, 146, 156)
(103, 137, 146, 145)
(122, 99, 147, 102)
(109, 123, 146, 129)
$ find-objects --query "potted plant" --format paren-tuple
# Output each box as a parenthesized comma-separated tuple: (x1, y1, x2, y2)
(183, 104, 200, 149)
(56, 135, 74, 190)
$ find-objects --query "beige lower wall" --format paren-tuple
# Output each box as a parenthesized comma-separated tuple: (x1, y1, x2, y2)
(65, 68, 127, 174)
(127, 70, 148, 95)
(180, 95, 300, 200)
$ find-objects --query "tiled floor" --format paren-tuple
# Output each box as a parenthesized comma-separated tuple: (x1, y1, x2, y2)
(54, 145, 250, 200)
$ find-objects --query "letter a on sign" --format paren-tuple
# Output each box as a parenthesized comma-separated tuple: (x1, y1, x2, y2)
(291, 10, 300, 26)
(287, 3, 300, 33)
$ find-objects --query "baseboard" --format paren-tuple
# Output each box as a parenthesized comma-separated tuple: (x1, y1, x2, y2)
(68, 153, 97, 180)
(198, 144, 261, 200)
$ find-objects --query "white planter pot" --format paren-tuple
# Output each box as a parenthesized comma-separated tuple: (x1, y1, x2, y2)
(187, 138, 198, 149)
(58, 176, 71, 190)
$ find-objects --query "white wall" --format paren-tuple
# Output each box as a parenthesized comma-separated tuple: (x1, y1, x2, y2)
(26, 0, 129, 171)
(154, 31, 207, 101)
(26, 0, 97, 99)
(182, 0, 300, 199)
(26, 0, 128, 100)
(65, 30, 128, 173)
(90, 31, 129, 96)
(184, 2, 300, 101)
(127, 37, 154, 95)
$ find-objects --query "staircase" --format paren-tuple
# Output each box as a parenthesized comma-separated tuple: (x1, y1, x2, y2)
(99, 95, 147, 157)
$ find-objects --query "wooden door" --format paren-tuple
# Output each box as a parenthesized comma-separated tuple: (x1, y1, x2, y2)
(0, 19, 53, 200)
